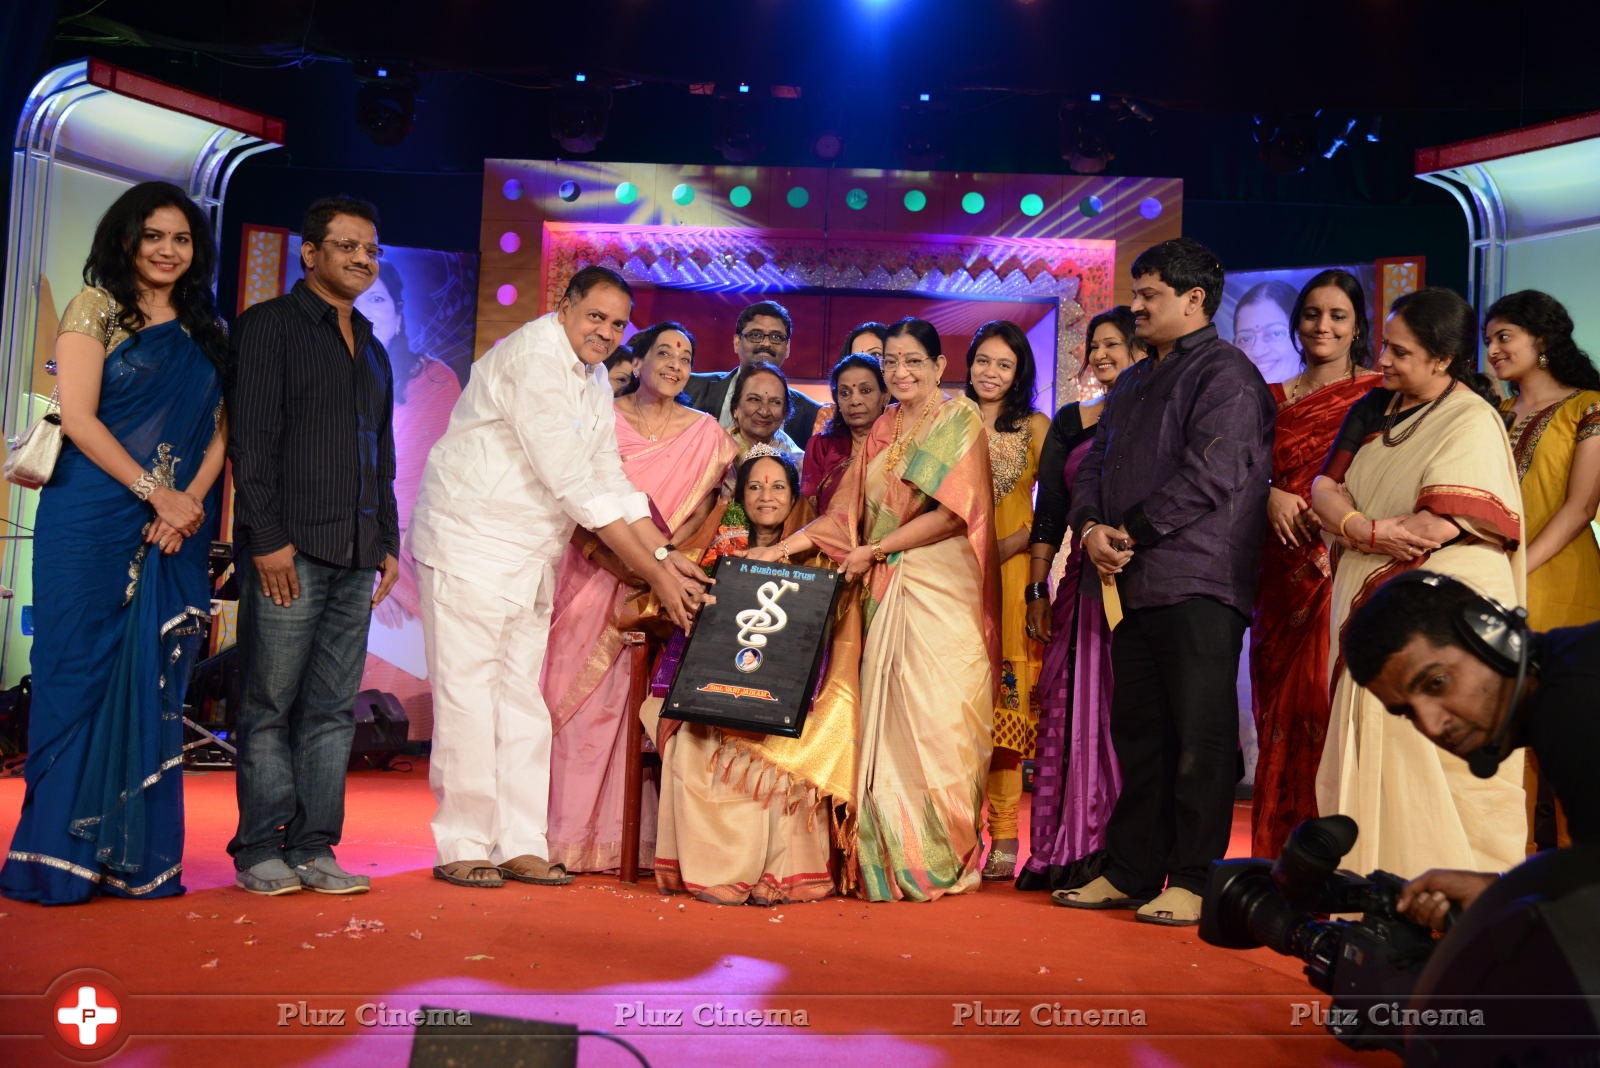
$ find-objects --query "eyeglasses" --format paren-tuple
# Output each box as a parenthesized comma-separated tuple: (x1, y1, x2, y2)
(740, 329, 790, 346)
(321, 238, 384, 260)
(880, 355, 931, 372)
(1235, 326, 1289, 348)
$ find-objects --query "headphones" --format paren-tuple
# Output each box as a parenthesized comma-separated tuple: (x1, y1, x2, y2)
(1383, 571, 1532, 779)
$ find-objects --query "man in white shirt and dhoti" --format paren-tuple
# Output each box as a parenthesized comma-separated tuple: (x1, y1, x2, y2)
(408, 266, 705, 889)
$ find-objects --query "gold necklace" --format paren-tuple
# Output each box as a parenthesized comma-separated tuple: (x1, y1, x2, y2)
(630, 397, 673, 441)
(1289, 358, 1356, 401)
(884, 395, 938, 469)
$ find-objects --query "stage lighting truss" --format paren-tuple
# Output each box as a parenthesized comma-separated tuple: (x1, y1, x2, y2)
(354, 61, 417, 147)
(551, 85, 612, 155)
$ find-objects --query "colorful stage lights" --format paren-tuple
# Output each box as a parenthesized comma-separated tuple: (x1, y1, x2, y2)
(846, 188, 869, 210)
(729, 185, 753, 208)
(615, 181, 639, 204)
(1079, 195, 1103, 217)
(498, 231, 520, 254)
(502, 178, 523, 201)
(786, 186, 809, 208)
(558, 180, 580, 202)
(961, 191, 985, 214)
(1138, 196, 1162, 219)
(904, 189, 927, 212)
(1020, 193, 1044, 217)
(671, 183, 695, 206)
(496, 284, 517, 306)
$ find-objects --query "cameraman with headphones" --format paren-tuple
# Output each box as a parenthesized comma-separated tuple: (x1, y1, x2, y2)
(1341, 570, 1599, 931)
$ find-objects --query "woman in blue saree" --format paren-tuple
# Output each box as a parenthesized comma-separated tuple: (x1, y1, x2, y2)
(1, 182, 228, 905)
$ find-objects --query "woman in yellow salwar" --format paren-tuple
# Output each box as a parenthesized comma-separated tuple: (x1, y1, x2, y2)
(1311, 288, 1527, 878)
(1484, 290, 1600, 849)
(749, 317, 1000, 902)
(963, 321, 1050, 881)
(654, 447, 857, 905)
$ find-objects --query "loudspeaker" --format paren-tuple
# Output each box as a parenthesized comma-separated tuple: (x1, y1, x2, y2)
(348, 689, 408, 770)
(408, 1010, 578, 1068)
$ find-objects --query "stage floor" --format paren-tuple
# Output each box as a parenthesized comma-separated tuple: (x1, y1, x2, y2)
(0, 762, 1391, 1065)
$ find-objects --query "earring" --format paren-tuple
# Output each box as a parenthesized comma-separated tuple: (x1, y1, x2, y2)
(1538, 352, 1549, 369)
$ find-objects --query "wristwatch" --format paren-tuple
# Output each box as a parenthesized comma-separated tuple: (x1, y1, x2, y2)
(652, 543, 677, 562)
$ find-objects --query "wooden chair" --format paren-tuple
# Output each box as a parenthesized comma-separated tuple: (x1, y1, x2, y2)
(617, 631, 659, 884)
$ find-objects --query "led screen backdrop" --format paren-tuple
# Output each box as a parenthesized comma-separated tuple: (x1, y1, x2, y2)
(476, 161, 1186, 407)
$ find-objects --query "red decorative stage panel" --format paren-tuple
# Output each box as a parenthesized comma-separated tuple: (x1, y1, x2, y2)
(478, 161, 1182, 403)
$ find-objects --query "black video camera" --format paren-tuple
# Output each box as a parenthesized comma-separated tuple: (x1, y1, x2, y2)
(1200, 814, 1437, 1053)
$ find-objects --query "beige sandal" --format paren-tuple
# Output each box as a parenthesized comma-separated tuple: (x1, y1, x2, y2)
(1050, 875, 1150, 910)
(1135, 886, 1202, 926)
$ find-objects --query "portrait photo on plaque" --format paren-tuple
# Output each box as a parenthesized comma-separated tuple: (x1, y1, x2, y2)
(661, 557, 843, 738)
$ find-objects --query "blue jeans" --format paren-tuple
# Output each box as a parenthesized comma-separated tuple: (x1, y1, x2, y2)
(227, 552, 374, 869)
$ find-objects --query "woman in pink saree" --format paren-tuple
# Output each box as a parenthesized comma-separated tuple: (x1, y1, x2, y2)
(540, 322, 738, 873)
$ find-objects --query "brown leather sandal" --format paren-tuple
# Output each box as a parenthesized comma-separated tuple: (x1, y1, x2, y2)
(497, 854, 575, 886)
(432, 860, 505, 888)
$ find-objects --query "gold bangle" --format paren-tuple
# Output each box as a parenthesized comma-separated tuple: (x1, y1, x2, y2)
(1337, 510, 1363, 540)
(870, 540, 888, 563)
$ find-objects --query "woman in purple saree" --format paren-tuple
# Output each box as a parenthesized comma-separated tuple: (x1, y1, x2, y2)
(1016, 307, 1150, 892)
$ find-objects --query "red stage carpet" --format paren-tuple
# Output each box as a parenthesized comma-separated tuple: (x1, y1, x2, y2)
(0, 763, 1393, 1065)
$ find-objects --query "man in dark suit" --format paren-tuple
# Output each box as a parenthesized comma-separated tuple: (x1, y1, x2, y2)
(682, 300, 821, 446)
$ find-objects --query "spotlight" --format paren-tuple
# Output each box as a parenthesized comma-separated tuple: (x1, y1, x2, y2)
(918, 92, 931, 102)
(714, 96, 767, 163)
(1323, 117, 1357, 161)
(1252, 112, 1319, 176)
(738, 82, 751, 94)
(354, 61, 416, 147)
(1365, 116, 1383, 143)
(1089, 92, 1102, 102)
(550, 87, 611, 154)
(898, 101, 944, 169)
(1058, 99, 1113, 174)
(812, 129, 845, 161)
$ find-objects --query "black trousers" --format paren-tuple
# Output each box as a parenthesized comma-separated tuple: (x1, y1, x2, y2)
(1102, 597, 1248, 896)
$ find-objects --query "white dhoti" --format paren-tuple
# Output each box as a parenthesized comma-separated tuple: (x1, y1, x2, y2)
(419, 561, 557, 865)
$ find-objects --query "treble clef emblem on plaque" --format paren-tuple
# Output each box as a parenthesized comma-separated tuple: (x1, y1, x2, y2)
(735, 579, 801, 649)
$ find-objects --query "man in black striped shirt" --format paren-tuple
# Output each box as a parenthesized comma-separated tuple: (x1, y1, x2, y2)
(226, 196, 400, 897)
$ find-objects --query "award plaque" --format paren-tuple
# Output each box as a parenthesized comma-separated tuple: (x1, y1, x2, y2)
(661, 557, 843, 738)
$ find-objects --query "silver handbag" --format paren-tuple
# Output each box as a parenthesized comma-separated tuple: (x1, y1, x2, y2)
(4, 389, 64, 489)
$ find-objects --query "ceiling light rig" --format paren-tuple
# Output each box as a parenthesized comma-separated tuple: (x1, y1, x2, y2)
(714, 93, 767, 163)
(1252, 111, 1321, 176)
(354, 60, 417, 147)
(1057, 93, 1155, 175)
(550, 83, 612, 154)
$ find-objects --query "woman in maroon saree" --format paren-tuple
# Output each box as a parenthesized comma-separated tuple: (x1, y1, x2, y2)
(1249, 269, 1379, 858)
